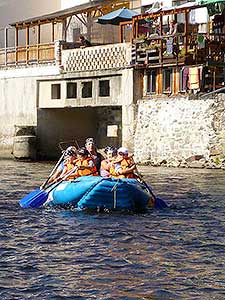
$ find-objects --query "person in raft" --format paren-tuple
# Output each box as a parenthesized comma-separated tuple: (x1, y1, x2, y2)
(109, 147, 137, 179)
(40, 146, 77, 188)
(60, 147, 99, 180)
(85, 137, 103, 173)
(100, 146, 117, 177)
(56, 150, 78, 181)
(74, 147, 98, 177)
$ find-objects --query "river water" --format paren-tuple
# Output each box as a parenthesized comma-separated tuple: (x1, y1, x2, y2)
(0, 159, 225, 300)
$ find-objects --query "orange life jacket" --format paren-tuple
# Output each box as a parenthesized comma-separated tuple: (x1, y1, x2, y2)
(110, 157, 136, 179)
(75, 157, 98, 177)
(64, 162, 76, 181)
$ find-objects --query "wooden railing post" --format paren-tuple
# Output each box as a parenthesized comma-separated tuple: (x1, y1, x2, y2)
(51, 22, 55, 42)
(37, 24, 40, 63)
(184, 11, 188, 58)
(15, 27, 18, 65)
(26, 26, 29, 64)
(4, 27, 8, 66)
(160, 15, 163, 64)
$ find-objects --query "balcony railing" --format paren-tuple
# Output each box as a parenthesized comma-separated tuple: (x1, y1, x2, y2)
(0, 41, 132, 73)
(131, 33, 225, 67)
(62, 43, 132, 72)
(0, 42, 55, 67)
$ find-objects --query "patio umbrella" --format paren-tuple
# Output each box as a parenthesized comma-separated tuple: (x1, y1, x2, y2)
(97, 7, 139, 25)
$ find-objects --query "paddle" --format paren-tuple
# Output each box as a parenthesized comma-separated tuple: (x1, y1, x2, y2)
(135, 168, 168, 209)
(41, 152, 65, 190)
(19, 165, 79, 209)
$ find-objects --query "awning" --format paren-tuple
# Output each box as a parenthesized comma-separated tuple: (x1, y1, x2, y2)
(198, 0, 225, 4)
(97, 7, 139, 25)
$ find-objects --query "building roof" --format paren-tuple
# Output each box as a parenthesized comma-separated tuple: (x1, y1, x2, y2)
(10, 0, 125, 28)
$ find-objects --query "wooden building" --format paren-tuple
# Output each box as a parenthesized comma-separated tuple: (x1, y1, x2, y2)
(126, 2, 225, 95)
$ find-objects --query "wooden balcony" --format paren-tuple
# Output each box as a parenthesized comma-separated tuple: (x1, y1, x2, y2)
(0, 43, 55, 67)
(131, 33, 225, 68)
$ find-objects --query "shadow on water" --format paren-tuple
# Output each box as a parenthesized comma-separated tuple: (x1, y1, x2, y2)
(0, 159, 225, 299)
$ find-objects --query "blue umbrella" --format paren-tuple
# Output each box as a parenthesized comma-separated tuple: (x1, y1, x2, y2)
(97, 7, 139, 25)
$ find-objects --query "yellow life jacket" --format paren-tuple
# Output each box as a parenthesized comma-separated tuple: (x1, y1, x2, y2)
(75, 157, 98, 177)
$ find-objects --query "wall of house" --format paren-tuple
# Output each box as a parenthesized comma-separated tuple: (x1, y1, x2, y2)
(0, 44, 136, 159)
(134, 95, 225, 168)
(38, 74, 122, 108)
(37, 67, 136, 155)
(2, 62, 225, 169)
(0, 65, 60, 157)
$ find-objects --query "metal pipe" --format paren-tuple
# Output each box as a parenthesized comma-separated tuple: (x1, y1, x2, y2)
(201, 86, 225, 98)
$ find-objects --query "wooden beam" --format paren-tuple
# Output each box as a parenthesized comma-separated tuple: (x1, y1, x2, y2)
(51, 22, 55, 42)
(37, 24, 40, 63)
(80, 12, 88, 25)
(37, 24, 41, 44)
(4, 27, 8, 48)
(62, 19, 67, 41)
(157, 68, 162, 94)
(26, 27, 29, 45)
(160, 15, 163, 64)
(184, 11, 188, 57)
(26, 26, 29, 63)
(4, 27, 8, 66)
(119, 23, 123, 43)
(66, 16, 72, 32)
(74, 14, 86, 26)
(135, 20, 138, 39)
(15, 27, 18, 65)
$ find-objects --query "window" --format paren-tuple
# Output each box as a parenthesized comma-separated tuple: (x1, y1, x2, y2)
(147, 70, 157, 94)
(163, 68, 172, 93)
(99, 80, 110, 97)
(67, 82, 77, 99)
(73, 28, 81, 43)
(51, 84, 61, 99)
(82, 81, 92, 98)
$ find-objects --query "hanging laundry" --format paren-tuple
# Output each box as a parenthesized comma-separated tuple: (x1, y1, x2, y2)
(166, 38, 173, 55)
(197, 35, 205, 49)
(189, 66, 200, 90)
(182, 66, 189, 91)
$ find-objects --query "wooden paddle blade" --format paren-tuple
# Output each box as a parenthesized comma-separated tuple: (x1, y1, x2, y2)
(19, 189, 48, 208)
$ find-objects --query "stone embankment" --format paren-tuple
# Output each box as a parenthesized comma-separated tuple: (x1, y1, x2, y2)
(134, 94, 225, 169)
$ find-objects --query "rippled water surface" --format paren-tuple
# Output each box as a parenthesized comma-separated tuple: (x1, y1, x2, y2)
(1, 159, 225, 300)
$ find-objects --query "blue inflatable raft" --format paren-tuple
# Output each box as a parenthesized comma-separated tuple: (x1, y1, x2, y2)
(44, 176, 166, 211)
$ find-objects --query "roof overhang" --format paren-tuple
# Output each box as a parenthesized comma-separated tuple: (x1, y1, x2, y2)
(10, 0, 127, 29)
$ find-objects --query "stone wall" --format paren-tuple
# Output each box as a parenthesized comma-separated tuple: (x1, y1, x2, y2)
(134, 95, 225, 169)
